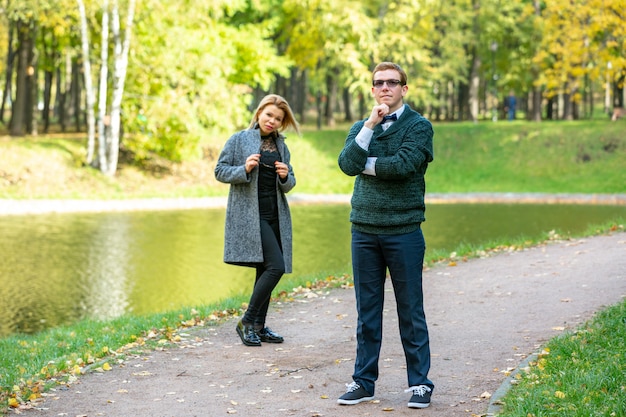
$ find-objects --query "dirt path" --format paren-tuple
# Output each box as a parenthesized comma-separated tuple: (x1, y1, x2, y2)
(20, 232, 625, 417)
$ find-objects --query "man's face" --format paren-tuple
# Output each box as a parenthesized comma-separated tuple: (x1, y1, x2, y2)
(371, 69, 408, 112)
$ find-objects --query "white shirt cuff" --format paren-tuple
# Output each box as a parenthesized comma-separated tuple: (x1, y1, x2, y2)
(362, 157, 377, 176)
(355, 126, 374, 150)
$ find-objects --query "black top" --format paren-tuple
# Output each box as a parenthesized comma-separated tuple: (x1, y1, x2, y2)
(258, 135, 281, 198)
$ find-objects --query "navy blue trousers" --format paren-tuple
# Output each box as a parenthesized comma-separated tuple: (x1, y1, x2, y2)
(351, 227, 433, 395)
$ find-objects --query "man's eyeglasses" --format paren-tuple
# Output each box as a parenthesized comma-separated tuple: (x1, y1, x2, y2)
(372, 79, 404, 88)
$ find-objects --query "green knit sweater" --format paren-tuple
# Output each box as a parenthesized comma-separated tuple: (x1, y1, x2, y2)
(338, 104, 434, 234)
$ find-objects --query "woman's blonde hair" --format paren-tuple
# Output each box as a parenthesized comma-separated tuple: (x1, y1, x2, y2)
(249, 94, 301, 135)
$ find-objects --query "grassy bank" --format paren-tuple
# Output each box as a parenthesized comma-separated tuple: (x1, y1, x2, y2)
(495, 298, 626, 416)
(1, 120, 625, 199)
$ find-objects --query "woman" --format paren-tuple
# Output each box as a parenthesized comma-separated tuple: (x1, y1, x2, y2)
(214, 94, 300, 347)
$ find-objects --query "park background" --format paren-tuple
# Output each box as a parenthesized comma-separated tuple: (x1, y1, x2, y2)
(0, 1, 625, 415)
(0, 0, 625, 178)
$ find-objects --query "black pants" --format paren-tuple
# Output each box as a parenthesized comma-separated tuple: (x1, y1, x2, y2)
(243, 196, 285, 328)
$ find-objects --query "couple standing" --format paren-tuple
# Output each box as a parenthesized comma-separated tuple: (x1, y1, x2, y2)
(214, 62, 435, 409)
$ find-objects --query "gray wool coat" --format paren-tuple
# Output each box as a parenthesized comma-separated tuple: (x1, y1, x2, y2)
(214, 128, 295, 273)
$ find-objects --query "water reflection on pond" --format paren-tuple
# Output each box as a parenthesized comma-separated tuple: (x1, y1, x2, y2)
(0, 203, 623, 337)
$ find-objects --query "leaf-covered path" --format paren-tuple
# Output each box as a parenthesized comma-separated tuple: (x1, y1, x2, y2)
(23, 232, 626, 416)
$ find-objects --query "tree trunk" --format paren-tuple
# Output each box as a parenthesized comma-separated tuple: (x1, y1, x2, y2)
(97, 0, 110, 171)
(295, 69, 307, 124)
(57, 58, 71, 132)
(77, 0, 97, 165)
(71, 59, 81, 132)
(531, 85, 542, 121)
(26, 30, 38, 135)
(10, 19, 33, 136)
(562, 90, 572, 120)
(434, 82, 443, 121)
(103, 0, 136, 176)
(1, 24, 16, 125)
(274, 74, 287, 98)
(613, 76, 626, 108)
(469, 52, 480, 122)
(342, 88, 352, 122)
(457, 82, 469, 121)
(43, 69, 53, 133)
(358, 93, 366, 121)
(287, 67, 298, 116)
(316, 91, 322, 130)
(546, 96, 555, 120)
(447, 80, 455, 121)
(324, 72, 337, 127)
(530, 0, 543, 122)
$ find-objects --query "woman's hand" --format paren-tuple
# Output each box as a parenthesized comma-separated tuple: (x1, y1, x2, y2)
(274, 161, 289, 179)
(245, 154, 261, 173)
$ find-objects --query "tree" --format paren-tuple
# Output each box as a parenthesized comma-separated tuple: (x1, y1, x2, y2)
(76, 0, 135, 176)
(77, 0, 96, 164)
(104, 0, 136, 176)
(118, 0, 290, 162)
(2, 0, 624, 173)
(6, 3, 37, 136)
(532, 0, 626, 119)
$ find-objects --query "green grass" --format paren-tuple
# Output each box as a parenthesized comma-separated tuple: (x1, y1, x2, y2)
(495, 298, 626, 416)
(289, 120, 626, 194)
(1, 119, 625, 199)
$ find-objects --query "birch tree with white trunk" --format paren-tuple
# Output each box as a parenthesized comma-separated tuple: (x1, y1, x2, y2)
(76, 0, 97, 165)
(97, 0, 110, 171)
(75, 0, 135, 176)
(103, 0, 135, 176)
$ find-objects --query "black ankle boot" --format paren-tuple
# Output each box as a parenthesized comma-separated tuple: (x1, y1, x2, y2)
(258, 326, 284, 343)
(236, 320, 261, 346)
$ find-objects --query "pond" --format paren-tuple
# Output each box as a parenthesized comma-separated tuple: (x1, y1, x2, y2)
(0, 202, 623, 337)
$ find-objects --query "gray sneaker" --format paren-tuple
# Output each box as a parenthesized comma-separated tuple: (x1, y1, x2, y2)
(337, 381, 374, 405)
(406, 385, 432, 408)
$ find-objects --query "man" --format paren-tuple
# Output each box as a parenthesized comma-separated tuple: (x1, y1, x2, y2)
(337, 62, 435, 409)
(505, 90, 517, 121)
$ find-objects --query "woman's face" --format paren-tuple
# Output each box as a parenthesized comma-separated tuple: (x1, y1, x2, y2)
(257, 104, 284, 136)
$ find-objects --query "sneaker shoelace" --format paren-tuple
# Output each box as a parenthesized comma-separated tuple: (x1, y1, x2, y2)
(345, 381, 361, 393)
(405, 385, 432, 397)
